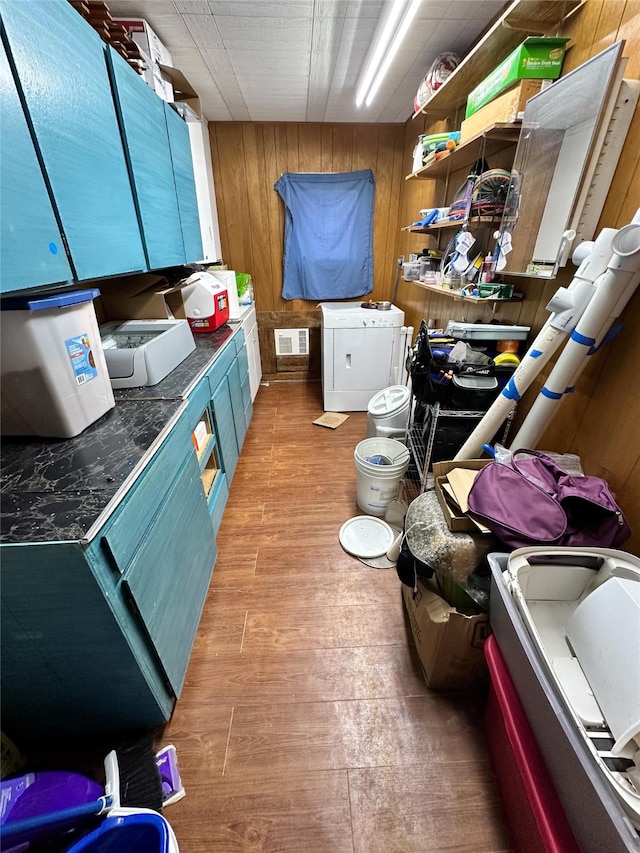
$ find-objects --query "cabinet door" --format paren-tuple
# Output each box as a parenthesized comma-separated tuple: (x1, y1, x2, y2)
(212, 372, 239, 480)
(0, 0, 146, 280)
(228, 356, 248, 451)
(246, 317, 263, 402)
(121, 452, 216, 695)
(0, 41, 72, 292)
(106, 48, 186, 270)
(164, 103, 203, 263)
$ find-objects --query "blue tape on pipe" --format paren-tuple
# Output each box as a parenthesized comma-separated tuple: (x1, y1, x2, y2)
(570, 330, 596, 347)
(502, 377, 521, 401)
(530, 349, 543, 358)
(541, 387, 563, 400)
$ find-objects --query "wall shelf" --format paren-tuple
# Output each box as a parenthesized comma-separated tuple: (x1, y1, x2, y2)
(402, 215, 502, 233)
(405, 123, 521, 181)
(411, 281, 520, 303)
(411, 0, 582, 120)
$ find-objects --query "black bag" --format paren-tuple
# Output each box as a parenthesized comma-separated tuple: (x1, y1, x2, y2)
(407, 321, 451, 405)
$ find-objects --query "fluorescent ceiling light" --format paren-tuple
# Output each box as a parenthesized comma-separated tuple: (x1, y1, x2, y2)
(356, 0, 422, 108)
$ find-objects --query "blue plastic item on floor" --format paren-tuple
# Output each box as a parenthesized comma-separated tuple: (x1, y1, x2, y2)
(63, 809, 179, 853)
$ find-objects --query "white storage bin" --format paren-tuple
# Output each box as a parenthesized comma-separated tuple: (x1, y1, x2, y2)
(1, 289, 115, 438)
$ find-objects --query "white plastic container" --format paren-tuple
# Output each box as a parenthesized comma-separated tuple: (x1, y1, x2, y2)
(366, 385, 410, 439)
(206, 269, 240, 318)
(1, 289, 115, 438)
(354, 437, 410, 516)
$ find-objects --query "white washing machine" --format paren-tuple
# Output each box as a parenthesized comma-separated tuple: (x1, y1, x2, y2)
(320, 302, 408, 412)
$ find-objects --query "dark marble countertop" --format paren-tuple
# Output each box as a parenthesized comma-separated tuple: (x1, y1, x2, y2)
(0, 324, 239, 545)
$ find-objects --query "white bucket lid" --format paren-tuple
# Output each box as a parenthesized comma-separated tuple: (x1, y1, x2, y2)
(367, 385, 410, 418)
(339, 516, 395, 558)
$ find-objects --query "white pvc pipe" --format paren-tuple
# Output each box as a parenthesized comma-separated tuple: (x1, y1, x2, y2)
(454, 322, 566, 459)
(511, 221, 640, 449)
(454, 219, 628, 460)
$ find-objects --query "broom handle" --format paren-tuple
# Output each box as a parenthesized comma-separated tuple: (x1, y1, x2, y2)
(1, 795, 113, 840)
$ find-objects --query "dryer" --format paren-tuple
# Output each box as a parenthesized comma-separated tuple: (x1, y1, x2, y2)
(319, 302, 408, 412)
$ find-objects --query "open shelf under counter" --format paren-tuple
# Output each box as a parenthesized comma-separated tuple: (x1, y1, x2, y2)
(411, 0, 581, 120)
(405, 122, 521, 181)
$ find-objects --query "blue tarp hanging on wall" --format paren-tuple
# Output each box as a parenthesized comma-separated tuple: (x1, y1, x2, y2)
(274, 169, 375, 301)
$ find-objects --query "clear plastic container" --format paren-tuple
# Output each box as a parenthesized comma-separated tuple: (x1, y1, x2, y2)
(1, 289, 115, 437)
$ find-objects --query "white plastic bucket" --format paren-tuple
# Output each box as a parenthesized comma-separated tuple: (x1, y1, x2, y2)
(354, 437, 410, 516)
(366, 385, 410, 439)
(0, 289, 115, 438)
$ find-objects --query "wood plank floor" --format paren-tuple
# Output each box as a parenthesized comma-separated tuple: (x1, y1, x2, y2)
(161, 380, 514, 853)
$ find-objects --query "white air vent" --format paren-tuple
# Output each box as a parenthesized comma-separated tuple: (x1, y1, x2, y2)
(275, 328, 309, 356)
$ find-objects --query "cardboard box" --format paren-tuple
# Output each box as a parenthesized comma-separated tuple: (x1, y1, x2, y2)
(96, 274, 187, 322)
(114, 19, 174, 102)
(432, 459, 490, 532)
(403, 580, 489, 689)
(466, 37, 568, 118)
(113, 19, 172, 67)
(460, 79, 543, 143)
(160, 65, 202, 119)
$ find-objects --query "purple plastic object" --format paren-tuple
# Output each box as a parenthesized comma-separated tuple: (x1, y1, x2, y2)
(0, 771, 103, 847)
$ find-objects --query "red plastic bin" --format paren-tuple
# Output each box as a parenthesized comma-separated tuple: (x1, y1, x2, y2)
(484, 634, 580, 853)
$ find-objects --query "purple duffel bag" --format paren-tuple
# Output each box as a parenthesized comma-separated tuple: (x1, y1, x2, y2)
(467, 449, 631, 550)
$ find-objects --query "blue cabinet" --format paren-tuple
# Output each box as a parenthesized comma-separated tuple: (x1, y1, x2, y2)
(0, 410, 217, 736)
(0, 0, 146, 281)
(164, 103, 203, 263)
(0, 41, 72, 292)
(106, 47, 186, 270)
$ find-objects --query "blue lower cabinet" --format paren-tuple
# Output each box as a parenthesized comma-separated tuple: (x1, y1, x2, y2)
(209, 472, 230, 537)
(212, 373, 239, 482)
(0, 0, 146, 280)
(0, 415, 216, 736)
(1, 542, 174, 736)
(120, 452, 216, 696)
(0, 41, 72, 293)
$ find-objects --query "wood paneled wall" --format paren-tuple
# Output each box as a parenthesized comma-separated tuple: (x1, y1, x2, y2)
(208, 122, 406, 380)
(208, 1, 640, 553)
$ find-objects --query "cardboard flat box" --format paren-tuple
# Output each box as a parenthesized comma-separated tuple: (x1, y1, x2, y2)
(96, 274, 187, 321)
(460, 79, 542, 144)
(432, 459, 490, 532)
(403, 580, 489, 689)
(466, 37, 568, 117)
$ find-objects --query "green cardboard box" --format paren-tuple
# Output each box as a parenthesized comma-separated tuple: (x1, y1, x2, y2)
(465, 37, 569, 117)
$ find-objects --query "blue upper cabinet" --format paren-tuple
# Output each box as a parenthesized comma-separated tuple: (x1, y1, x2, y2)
(107, 47, 186, 270)
(164, 103, 204, 263)
(0, 0, 146, 281)
(0, 40, 72, 293)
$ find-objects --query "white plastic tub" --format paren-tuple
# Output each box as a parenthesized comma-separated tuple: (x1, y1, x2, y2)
(505, 547, 640, 830)
(366, 385, 410, 439)
(1, 289, 115, 438)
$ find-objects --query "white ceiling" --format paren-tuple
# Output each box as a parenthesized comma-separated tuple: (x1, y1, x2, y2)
(106, 0, 507, 123)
